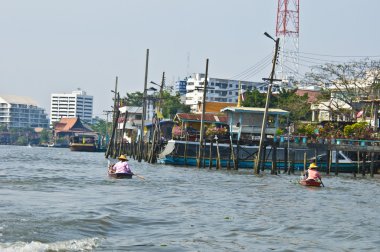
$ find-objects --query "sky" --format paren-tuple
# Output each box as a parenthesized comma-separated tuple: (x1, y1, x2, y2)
(1, 0, 380, 119)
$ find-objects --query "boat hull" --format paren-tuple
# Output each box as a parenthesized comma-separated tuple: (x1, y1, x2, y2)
(69, 143, 97, 152)
(158, 140, 361, 173)
(299, 179, 321, 187)
(108, 172, 133, 179)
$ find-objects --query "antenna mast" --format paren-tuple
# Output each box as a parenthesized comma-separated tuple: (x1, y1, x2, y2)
(276, 0, 299, 84)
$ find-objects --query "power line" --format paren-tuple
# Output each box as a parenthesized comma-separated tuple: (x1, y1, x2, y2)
(229, 53, 273, 80)
(292, 50, 380, 58)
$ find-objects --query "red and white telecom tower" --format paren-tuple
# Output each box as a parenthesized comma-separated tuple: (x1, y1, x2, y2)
(276, 0, 299, 84)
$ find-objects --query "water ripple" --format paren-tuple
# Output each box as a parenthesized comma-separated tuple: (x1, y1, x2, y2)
(0, 145, 379, 251)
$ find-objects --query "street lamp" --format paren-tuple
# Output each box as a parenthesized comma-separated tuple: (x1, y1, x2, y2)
(146, 87, 157, 92)
(254, 32, 280, 175)
(264, 32, 276, 42)
(150, 81, 161, 87)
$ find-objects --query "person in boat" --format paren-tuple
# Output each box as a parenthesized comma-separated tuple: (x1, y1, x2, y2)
(109, 154, 133, 175)
(305, 162, 321, 181)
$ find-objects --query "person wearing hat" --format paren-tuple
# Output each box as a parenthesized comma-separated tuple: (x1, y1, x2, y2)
(109, 154, 133, 174)
(305, 162, 322, 181)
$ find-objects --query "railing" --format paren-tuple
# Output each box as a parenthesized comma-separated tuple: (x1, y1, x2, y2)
(277, 135, 380, 148)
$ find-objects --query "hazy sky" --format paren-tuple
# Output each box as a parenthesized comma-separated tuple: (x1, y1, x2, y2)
(1, 0, 380, 118)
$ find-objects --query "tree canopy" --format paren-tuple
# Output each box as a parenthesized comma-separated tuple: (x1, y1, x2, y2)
(124, 92, 144, 107)
(304, 59, 380, 119)
(241, 87, 311, 122)
(123, 91, 190, 119)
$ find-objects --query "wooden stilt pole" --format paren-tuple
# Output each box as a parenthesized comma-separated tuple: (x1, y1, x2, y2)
(271, 144, 277, 175)
(370, 152, 374, 178)
(335, 149, 339, 176)
(209, 139, 213, 169)
(184, 133, 188, 166)
(216, 137, 221, 170)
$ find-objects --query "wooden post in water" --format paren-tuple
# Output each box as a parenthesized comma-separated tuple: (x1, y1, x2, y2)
(139, 49, 149, 162)
(235, 141, 240, 170)
(209, 139, 213, 169)
(197, 58, 209, 168)
(284, 146, 288, 174)
(254, 34, 280, 175)
(118, 111, 128, 157)
(326, 149, 331, 175)
(261, 144, 266, 172)
(291, 149, 295, 174)
(216, 137, 221, 169)
(361, 152, 366, 177)
(303, 152, 307, 175)
(370, 152, 374, 177)
(112, 93, 120, 158)
(148, 72, 165, 164)
(335, 149, 339, 175)
(357, 151, 360, 176)
(184, 133, 188, 166)
(228, 135, 235, 170)
(271, 144, 277, 175)
(105, 109, 120, 159)
(109, 76, 118, 158)
(202, 139, 206, 168)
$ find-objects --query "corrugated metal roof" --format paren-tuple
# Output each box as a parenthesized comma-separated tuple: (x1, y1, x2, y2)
(221, 106, 289, 115)
(119, 106, 143, 114)
(175, 113, 228, 123)
(0, 95, 38, 106)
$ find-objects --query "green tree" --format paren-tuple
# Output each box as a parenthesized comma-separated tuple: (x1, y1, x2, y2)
(304, 59, 380, 120)
(39, 129, 52, 144)
(241, 89, 266, 107)
(0, 124, 7, 132)
(274, 89, 311, 122)
(91, 119, 113, 142)
(124, 92, 144, 106)
(16, 135, 28, 145)
(160, 91, 190, 118)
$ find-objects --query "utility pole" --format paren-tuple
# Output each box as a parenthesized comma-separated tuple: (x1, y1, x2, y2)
(254, 34, 280, 174)
(197, 58, 209, 168)
(103, 110, 113, 146)
(139, 49, 149, 162)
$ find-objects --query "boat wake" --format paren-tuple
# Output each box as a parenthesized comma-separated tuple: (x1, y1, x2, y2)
(0, 237, 102, 252)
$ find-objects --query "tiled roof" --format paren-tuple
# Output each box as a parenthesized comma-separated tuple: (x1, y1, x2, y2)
(295, 90, 321, 103)
(54, 117, 92, 132)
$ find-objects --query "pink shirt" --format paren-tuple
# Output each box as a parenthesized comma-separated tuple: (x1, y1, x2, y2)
(307, 169, 321, 181)
(112, 161, 133, 174)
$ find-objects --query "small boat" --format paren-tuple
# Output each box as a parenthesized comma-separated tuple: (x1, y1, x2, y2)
(108, 172, 133, 179)
(69, 134, 98, 152)
(299, 179, 322, 187)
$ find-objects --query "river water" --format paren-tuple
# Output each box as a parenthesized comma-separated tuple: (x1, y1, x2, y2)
(0, 145, 379, 252)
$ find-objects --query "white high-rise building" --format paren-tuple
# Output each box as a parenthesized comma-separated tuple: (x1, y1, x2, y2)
(50, 90, 93, 125)
(0, 95, 49, 128)
(185, 73, 264, 112)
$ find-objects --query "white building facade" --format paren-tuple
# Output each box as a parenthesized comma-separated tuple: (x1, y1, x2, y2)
(50, 90, 93, 125)
(0, 95, 49, 128)
(185, 73, 264, 112)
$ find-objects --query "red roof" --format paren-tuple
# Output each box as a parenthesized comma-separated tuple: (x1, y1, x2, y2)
(295, 90, 321, 103)
(54, 117, 92, 132)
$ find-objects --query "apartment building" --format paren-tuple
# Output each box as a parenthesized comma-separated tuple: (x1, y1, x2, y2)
(0, 95, 49, 128)
(50, 90, 93, 125)
(184, 73, 264, 112)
